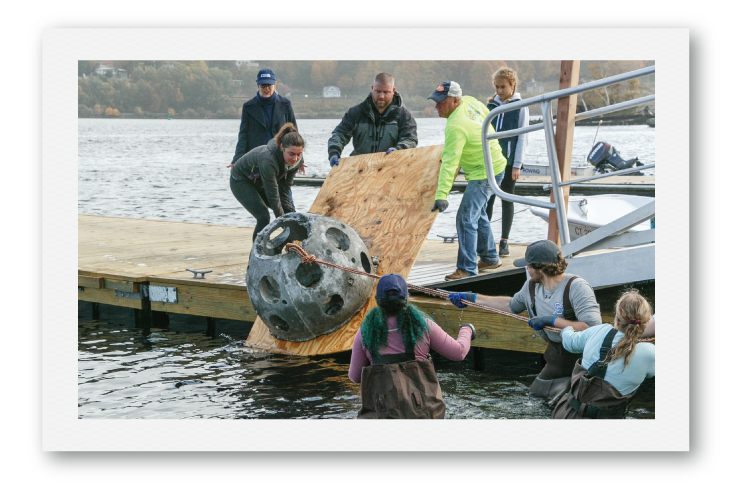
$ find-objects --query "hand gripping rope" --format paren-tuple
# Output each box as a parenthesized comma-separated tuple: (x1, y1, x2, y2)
(284, 243, 655, 344)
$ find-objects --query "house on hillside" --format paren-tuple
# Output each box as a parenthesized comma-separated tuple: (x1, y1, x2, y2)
(94, 61, 112, 75)
(323, 86, 341, 98)
(236, 60, 260, 69)
(524, 78, 544, 93)
(95, 61, 128, 79)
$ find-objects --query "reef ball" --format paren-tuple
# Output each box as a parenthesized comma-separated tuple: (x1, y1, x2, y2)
(246, 213, 375, 341)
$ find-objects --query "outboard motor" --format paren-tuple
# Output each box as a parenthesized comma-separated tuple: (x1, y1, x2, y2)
(587, 141, 644, 175)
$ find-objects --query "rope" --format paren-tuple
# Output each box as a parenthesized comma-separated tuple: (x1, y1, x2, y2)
(284, 243, 655, 344)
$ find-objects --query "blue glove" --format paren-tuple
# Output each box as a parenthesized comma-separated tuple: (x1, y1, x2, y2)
(329, 155, 339, 167)
(431, 200, 449, 212)
(385, 147, 396, 154)
(449, 292, 475, 308)
(528, 315, 558, 331)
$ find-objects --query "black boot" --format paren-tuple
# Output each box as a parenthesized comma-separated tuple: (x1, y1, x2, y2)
(499, 239, 510, 256)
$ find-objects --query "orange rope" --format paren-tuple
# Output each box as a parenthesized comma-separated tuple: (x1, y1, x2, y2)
(284, 243, 654, 344)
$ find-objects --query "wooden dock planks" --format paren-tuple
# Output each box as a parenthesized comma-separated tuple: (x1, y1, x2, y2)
(245, 145, 446, 355)
(79, 214, 256, 320)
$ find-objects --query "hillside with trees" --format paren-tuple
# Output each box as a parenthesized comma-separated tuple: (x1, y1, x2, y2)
(78, 60, 654, 119)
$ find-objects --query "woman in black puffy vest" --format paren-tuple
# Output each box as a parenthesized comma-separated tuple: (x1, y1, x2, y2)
(485, 67, 529, 257)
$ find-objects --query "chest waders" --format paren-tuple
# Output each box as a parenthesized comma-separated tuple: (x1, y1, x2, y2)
(357, 342, 446, 419)
(528, 276, 583, 398)
(551, 329, 635, 419)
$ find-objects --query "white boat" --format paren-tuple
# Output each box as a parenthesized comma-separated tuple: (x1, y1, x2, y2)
(520, 163, 595, 177)
(529, 194, 653, 241)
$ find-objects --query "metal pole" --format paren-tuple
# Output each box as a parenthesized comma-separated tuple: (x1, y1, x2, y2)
(541, 101, 571, 245)
(482, 112, 556, 209)
(487, 94, 656, 141)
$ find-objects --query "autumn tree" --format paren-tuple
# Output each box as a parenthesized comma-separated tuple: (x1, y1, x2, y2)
(354, 61, 384, 91)
(468, 60, 496, 99)
(78, 60, 97, 77)
(310, 63, 324, 89)
(580, 61, 645, 109)
(337, 74, 355, 94)
(513, 61, 537, 82)
(315, 61, 338, 86)
(276, 82, 292, 95)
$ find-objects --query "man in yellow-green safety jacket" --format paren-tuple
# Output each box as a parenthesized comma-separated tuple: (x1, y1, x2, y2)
(428, 81, 507, 280)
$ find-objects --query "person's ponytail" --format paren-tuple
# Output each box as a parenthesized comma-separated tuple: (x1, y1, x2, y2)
(609, 290, 653, 367)
(275, 123, 305, 150)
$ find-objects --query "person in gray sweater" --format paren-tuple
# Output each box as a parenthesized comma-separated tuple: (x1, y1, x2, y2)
(228, 123, 305, 240)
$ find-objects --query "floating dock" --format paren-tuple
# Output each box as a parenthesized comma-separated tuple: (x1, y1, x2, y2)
(78, 214, 628, 355)
(295, 173, 656, 197)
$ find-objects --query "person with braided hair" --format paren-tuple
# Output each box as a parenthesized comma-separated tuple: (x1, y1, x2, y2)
(551, 289, 655, 419)
(348, 273, 474, 419)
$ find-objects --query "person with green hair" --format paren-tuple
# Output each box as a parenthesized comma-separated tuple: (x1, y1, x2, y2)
(348, 273, 475, 419)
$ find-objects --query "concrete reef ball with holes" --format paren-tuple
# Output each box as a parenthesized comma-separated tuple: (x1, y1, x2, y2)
(246, 212, 376, 341)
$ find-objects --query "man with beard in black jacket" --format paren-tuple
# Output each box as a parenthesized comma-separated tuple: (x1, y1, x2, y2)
(328, 73, 418, 167)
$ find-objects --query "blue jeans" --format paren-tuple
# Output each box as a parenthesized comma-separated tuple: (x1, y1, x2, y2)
(456, 172, 504, 275)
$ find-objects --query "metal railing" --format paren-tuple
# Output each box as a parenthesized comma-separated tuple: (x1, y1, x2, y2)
(481, 64, 655, 252)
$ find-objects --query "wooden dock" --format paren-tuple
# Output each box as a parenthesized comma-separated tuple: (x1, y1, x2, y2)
(80, 214, 622, 355)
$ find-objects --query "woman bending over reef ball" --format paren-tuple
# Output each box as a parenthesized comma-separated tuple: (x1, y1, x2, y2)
(228, 123, 304, 241)
(485, 67, 529, 257)
(552, 289, 655, 419)
(349, 273, 474, 419)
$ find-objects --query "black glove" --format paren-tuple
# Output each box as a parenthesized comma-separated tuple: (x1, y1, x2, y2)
(431, 200, 449, 212)
(330, 155, 339, 167)
(528, 315, 558, 331)
(460, 323, 477, 341)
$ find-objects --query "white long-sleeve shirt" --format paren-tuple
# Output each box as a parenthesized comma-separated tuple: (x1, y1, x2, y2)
(561, 323, 655, 395)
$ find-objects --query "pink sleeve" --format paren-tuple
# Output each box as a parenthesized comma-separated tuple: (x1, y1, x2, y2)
(348, 329, 369, 383)
(426, 320, 472, 361)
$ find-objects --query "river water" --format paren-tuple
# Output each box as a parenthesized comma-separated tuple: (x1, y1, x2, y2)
(78, 118, 656, 419)
(78, 118, 655, 242)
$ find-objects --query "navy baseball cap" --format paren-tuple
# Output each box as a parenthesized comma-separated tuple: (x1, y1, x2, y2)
(428, 81, 462, 102)
(376, 273, 408, 300)
(513, 239, 561, 267)
(256, 68, 277, 85)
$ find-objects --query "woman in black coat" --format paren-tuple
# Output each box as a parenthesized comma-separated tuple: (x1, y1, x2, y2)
(228, 123, 305, 240)
(228, 68, 304, 173)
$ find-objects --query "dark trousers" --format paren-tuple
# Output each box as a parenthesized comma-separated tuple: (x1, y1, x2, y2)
(485, 167, 517, 240)
(230, 176, 271, 241)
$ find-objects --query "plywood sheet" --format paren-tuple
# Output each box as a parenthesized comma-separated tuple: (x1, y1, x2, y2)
(246, 146, 444, 355)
